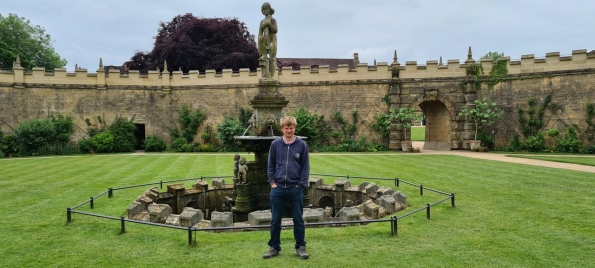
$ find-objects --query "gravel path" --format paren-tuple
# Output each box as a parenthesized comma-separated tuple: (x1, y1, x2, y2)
(412, 142, 595, 173)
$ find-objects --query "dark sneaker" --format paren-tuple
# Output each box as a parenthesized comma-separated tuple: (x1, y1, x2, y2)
(263, 247, 279, 259)
(296, 246, 309, 259)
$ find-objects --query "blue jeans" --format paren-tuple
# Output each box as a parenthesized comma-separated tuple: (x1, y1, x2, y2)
(268, 186, 306, 251)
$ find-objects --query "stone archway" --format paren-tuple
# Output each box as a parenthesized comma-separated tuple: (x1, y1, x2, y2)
(410, 91, 457, 150)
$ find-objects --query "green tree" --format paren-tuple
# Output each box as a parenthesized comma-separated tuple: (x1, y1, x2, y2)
(0, 13, 67, 70)
(459, 97, 504, 140)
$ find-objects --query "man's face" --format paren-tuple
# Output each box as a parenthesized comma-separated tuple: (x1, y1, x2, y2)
(282, 125, 295, 139)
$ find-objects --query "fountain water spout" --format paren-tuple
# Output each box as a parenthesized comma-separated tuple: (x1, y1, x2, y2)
(242, 124, 252, 136)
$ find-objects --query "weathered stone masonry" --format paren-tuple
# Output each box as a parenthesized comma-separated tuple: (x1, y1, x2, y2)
(1, 49, 594, 150)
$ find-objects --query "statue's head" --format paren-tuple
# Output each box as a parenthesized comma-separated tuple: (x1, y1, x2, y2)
(239, 157, 247, 165)
(262, 2, 275, 15)
(234, 154, 240, 161)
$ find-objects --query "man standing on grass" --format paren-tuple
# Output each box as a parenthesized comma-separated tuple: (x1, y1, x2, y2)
(263, 116, 310, 260)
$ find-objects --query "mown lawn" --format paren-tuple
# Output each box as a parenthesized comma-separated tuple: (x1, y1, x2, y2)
(508, 155, 595, 167)
(411, 126, 425, 141)
(0, 153, 593, 267)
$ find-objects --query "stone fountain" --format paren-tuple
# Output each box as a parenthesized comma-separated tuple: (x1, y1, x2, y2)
(231, 78, 289, 221)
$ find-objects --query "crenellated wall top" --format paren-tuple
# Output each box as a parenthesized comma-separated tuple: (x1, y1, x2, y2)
(1, 49, 593, 88)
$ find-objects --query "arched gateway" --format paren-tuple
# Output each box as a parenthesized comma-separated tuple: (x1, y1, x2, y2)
(410, 91, 457, 150)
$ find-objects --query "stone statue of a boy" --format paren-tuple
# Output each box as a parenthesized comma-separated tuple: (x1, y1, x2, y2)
(258, 2, 277, 79)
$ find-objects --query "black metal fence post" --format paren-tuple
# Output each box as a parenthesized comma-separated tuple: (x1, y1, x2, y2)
(451, 194, 456, 207)
(426, 204, 431, 220)
(108, 188, 113, 198)
(121, 217, 126, 234)
(420, 185, 424, 196)
(67, 208, 72, 223)
(394, 216, 398, 236)
(188, 227, 194, 246)
(390, 216, 395, 236)
(90, 197, 94, 209)
(160, 180, 163, 189)
(397, 178, 400, 187)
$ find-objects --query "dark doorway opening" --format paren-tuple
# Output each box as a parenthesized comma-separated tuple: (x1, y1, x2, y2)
(134, 124, 146, 150)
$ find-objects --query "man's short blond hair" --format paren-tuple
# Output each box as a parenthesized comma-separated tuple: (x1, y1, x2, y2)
(280, 116, 297, 127)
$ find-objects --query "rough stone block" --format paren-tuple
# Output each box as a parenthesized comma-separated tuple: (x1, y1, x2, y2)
(212, 178, 225, 189)
(363, 200, 379, 219)
(148, 203, 172, 223)
(309, 177, 324, 188)
(393, 191, 407, 204)
(193, 180, 208, 191)
(377, 186, 394, 196)
(376, 195, 397, 214)
(165, 214, 180, 226)
(143, 187, 159, 202)
(179, 207, 203, 227)
(167, 184, 185, 196)
(364, 182, 378, 197)
(134, 211, 149, 221)
(335, 179, 351, 188)
(302, 208, 326, 223)
(248, 210, 272, 226)
(210, 211, 233, 227)
(127, 201, 143, 218)
(358, 182, 370, 191)
(135, 195, 152, 211)
(338, 206, 360, 222)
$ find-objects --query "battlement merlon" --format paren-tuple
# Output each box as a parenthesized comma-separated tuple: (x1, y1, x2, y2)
(1, 49, 594, 87)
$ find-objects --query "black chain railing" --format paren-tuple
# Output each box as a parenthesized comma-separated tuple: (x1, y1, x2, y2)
(67, 174, 454, 246)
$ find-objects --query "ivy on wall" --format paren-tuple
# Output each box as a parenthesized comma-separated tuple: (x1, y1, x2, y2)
(517, 91, 552, 139)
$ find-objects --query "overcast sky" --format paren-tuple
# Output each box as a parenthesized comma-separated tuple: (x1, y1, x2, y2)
(3, 0, 595, 71)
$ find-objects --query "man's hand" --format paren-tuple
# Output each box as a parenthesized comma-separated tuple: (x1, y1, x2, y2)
(271, 182, 277, 188)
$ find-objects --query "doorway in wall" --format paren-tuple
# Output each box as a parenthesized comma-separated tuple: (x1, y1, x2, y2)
(134, 124, 146, 150)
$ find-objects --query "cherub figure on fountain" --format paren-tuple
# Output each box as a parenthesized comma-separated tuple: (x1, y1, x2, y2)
(238, 157, 248, 184)
(233, 154, 241, 179)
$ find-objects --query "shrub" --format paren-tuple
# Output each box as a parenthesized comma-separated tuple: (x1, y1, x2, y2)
(198, 143, 217, 152)
(50, 114, 75, 143)
(176, 105, 206, 143)
(15, 119, 57, 156)
(581, 142, 595, 154)
(108, 116, 137, 153)
(507, 135, 524, 152)
(77, 137, 95, 154)
(182, 143, 194, 152)
(477, 130, 495, 150)
(144, 135, 167, 152)
(290, 107, 324, 143)
(525, 132, 545, 152)
(171, 137, 188, 152)
(92, 131, 114, 153)
(555, 127, 580, 153)
(0, 133, 18, 157)
(216, 117, 244, 149)
(200, 133, 210, 143)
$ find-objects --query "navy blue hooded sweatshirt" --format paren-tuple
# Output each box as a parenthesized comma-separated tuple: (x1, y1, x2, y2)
(267, 136, 310, 189)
